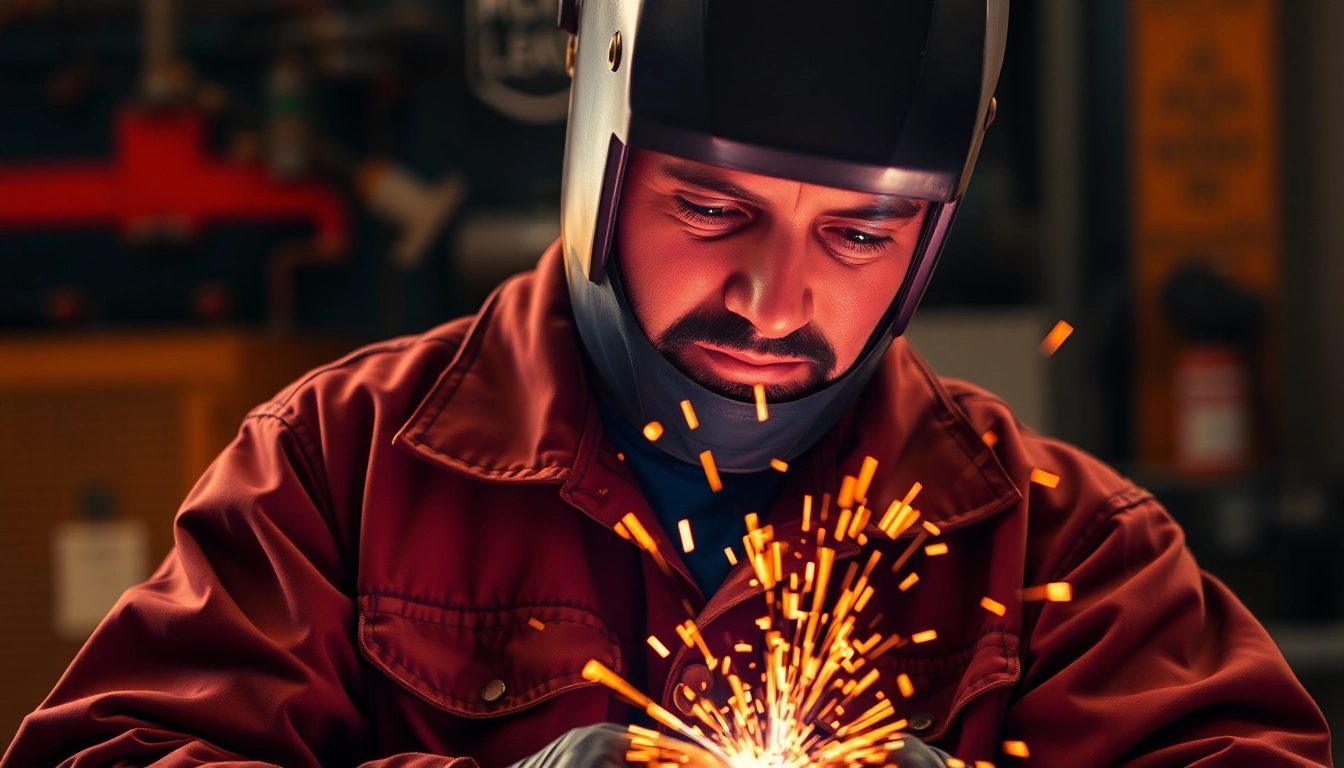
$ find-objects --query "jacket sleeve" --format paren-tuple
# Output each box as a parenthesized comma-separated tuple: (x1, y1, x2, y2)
(1004, 496, 1333, 766)
(1, 413, 477, 768)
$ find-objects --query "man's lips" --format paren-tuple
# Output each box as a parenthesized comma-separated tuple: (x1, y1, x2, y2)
(693, 343, 812, 386)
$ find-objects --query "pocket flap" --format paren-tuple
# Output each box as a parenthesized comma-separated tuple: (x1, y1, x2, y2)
(358, 595, 623, 719)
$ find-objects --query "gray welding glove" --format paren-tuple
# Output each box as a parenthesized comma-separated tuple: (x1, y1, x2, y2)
(508, 723, 632, 768)
(894, 738, 955, 768)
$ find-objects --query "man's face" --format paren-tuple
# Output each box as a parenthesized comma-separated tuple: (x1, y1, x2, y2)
(615, 149, 930, 401)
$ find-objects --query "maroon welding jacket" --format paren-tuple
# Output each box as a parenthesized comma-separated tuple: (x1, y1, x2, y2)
(3, 243, 1331, 767)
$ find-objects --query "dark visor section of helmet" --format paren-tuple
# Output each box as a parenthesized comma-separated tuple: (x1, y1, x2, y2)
(627, 0, 987, 200)
(703, 1, 935, 166)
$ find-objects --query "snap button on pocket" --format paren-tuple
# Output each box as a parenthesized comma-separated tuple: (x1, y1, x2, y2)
(907, 711, 935, 734)
(481, 678, 507, 703)
(680, 663, 713, 694)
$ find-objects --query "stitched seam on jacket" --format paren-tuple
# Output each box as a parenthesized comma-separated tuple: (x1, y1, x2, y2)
(360, 593, 606, 615)
(930, 631, 1020, 741)
(239, 412, 348, 580)
(363, 607, 614, 716)
(1015, 484, 1157, 683)
(266, 329, 469, 411)
(358, 595, 623, 666)
(411, 273, 526, 443)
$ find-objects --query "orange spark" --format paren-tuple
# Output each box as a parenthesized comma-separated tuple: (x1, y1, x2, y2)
(647, 635, 671, 658)
(921, 520, 942, 536)
(980, 597, 1007, 616)
(854, 455, 879, 503)
(1019, 582, 1073, 602)
(1041, 319, 1074, 356)
(982, 430, 999, 447)
(643, 421, 664, 441)
(754, 384, 769, 422)
(924, 543, 949, 556)
(837, 475, 858, 510)
(1030, 468, 1060, 488)
(912, 629, 938, 644)
(528, 618, 546, 631)
(680, 399, 699, 429)
(678, 519, 696, 553)
(724, 547, 738, 565)
(700, 450, 723, 492)
(896, 673, 915, 698)
(898, 572, 919, 591)
(1002, 740, 1030, 758)
(770, 458, 789, 472)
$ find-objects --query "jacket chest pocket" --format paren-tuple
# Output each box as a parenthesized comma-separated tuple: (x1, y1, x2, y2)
(871, 631, 1020, 743)
(357, 594, 624, 718)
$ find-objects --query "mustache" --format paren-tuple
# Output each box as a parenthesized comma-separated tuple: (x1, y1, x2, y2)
(656, 307, 838, 375)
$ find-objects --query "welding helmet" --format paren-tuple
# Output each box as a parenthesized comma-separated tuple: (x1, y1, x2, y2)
(559, 0, 1008, 472)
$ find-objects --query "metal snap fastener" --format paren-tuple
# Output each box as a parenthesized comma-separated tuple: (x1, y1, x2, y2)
(907, 711, 935, 734)
(608, 31, 622, 71)
(673, 683, 697, 715)
(680, 662, 713, 694)
(480, 678, 506, 703)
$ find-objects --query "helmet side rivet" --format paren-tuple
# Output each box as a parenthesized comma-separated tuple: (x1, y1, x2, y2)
(608, 31, 622, 71)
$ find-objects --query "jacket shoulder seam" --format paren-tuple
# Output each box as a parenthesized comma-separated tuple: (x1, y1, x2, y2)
(263, 327, 470, 412)
(241, 410, 348, 577)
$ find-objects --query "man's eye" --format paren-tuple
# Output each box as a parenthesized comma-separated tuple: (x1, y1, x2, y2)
(832, 227, 893, 254)
(675, 198, 745, 225)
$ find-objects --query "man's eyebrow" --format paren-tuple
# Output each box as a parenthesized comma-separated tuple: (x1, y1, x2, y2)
(656, 160, 771, 208)
(824, 197, 926, 223)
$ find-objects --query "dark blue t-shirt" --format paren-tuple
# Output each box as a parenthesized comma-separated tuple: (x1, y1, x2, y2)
(595, 395, 790, 597)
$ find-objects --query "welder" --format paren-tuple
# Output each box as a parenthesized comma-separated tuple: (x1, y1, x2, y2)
(2, 1, 1331, 767)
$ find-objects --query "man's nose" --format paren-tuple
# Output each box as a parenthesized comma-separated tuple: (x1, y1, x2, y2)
(723, 229, 814, 339)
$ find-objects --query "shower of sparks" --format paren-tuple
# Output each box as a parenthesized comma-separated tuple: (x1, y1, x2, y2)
(770, 458, 789, 473)
(584, 460, 1006, 768)
(644, 422, 665, 441)
(1029, 469, 1060, 488)
(701, 450, 724, 492)
(681, 400, 700, 430)
(755, 384, 770, 422)
(678, 519, 696, 553)
(1040, 320, 1073, 356)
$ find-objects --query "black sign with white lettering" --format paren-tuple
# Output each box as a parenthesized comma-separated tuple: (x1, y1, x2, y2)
(466, 0, 572, 124)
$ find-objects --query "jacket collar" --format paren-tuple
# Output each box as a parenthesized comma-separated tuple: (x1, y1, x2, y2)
(394, 240, 1020, 530)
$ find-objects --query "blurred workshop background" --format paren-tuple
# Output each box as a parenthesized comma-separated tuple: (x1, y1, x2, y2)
(1, 0, 1342, 758)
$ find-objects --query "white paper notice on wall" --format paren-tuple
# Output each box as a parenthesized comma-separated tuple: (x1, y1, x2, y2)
(52, 519, 148, 640)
